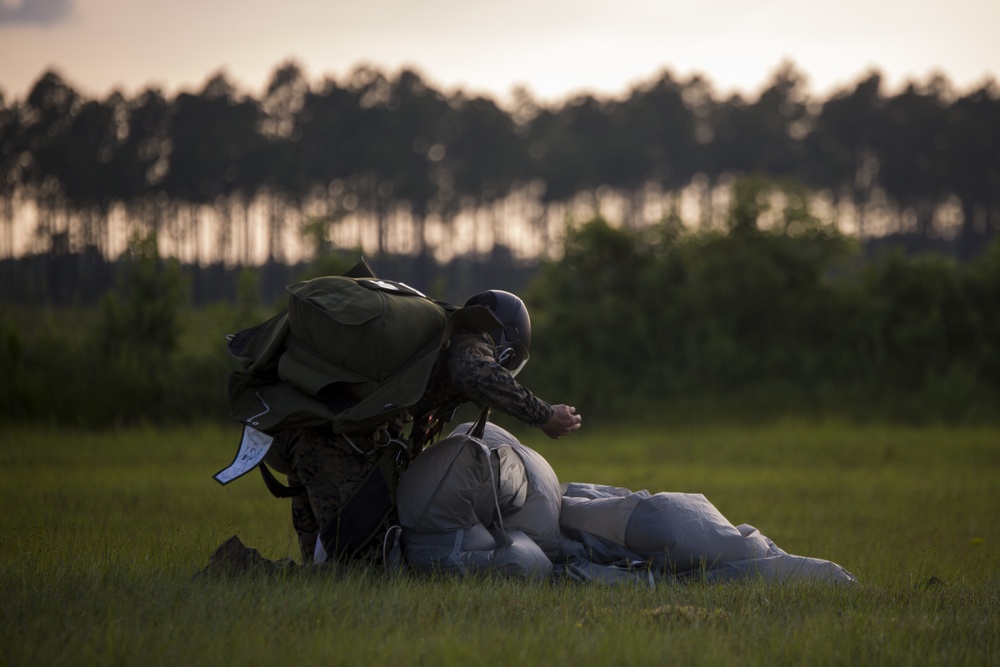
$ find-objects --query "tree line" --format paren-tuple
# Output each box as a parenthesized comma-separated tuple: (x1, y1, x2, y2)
(2, 184, 997, 429)
(1, 59, 999, 289)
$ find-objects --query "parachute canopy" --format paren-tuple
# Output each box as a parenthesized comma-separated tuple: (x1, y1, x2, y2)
(395, 422, 858, 586)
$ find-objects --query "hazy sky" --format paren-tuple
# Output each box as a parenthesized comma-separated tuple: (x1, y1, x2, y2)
(1, 0, 998, 106)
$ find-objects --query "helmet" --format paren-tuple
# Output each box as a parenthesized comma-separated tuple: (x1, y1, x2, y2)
(463, 290, 531, 377)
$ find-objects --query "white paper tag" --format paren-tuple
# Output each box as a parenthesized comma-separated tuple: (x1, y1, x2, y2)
(213, 425, 274, 485)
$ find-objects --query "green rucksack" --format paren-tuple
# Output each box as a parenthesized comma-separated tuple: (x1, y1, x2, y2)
(226, 258, 498, 436)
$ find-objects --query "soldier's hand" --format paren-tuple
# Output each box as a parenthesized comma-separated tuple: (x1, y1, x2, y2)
(542, 404, 582, 439)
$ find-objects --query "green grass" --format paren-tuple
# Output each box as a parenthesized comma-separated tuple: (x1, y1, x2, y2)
(0, 422, 997, 666)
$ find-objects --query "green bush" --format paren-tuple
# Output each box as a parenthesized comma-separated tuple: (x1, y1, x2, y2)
(525, 209, 1000, 426)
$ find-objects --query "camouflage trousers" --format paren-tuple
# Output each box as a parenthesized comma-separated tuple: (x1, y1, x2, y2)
(264, 427, 395, 565)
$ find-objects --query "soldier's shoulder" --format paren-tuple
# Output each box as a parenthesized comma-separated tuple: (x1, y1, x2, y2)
(449, 328, 493, 350)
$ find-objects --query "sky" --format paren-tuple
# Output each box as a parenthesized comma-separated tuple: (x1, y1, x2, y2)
(1, 0, 999, 107)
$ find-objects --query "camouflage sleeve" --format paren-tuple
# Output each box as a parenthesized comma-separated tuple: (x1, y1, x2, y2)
(445, 330, 554, 427)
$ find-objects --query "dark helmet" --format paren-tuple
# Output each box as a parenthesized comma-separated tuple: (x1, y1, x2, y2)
(463, 290, 531, 377)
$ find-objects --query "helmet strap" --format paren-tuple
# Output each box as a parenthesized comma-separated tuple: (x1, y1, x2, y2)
(496, 346, 515, 367)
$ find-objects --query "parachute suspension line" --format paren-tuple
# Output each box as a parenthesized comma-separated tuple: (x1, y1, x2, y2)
(467, 407, 508, 546)
(382, 525, 403, 572)
(342, 434, 366, 455)
(483, 443, 507, 545)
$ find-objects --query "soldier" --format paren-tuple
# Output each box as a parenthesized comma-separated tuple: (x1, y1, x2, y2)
(260, 289, 581, 565)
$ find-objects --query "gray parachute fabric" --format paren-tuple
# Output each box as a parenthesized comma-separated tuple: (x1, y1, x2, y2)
(395, 422, 857, 586)
(558, 483, 774, 571)
(395, 428, 553, 579)
(558, 483, 857, 585)
(459, 420, 563, 557)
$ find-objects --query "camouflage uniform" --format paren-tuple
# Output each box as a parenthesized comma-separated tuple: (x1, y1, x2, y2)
(264, 329, 553, 564)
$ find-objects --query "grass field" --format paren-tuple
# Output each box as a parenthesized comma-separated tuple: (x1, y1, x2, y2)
(0, 421, 997, 666)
